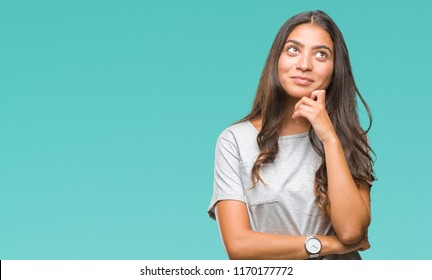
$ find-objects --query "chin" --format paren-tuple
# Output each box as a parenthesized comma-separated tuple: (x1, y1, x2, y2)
(284, 88, 314, 99)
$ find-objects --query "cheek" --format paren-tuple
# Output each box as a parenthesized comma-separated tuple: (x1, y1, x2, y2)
(318, 65, 334, 87)
(277, 57, 284, 75)
(277, 58, 284, 82)
(277, 56, 294, 77)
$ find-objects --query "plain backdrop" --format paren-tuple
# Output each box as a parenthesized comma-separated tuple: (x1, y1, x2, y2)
(1, 0, 431, 259)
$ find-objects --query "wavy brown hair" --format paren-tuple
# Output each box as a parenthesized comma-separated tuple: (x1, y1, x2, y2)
(238, 10, 376, 217)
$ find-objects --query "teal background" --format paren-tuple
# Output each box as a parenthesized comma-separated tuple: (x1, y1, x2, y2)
(0, 0, 430, 259)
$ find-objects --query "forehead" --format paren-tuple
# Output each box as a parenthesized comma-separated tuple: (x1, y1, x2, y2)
(286, 23, 333, 49)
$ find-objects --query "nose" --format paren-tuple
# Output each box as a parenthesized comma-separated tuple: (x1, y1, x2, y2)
(296, 54, 313, 72)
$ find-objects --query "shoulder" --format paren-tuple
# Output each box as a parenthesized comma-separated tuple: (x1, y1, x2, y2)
(215, 120, 259, 157)
(218, 120, 257, 144)
(215, 120, 261, 164)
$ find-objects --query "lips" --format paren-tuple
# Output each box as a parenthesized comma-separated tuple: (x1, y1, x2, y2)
(291, 76, 314, 85)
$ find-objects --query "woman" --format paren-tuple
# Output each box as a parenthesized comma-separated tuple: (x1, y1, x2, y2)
(208, 10, 376, 260)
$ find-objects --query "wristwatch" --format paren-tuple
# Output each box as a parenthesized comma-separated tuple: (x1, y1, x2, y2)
(304, 236, 322, 258)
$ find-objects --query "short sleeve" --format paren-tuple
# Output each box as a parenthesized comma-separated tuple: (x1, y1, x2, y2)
(207, 132, 247, 220)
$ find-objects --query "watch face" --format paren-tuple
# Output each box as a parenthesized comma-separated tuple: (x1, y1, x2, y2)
(306, 238, 321, 254)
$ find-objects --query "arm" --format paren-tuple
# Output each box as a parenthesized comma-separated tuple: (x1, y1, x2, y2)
(324, 138, 371, 244)
(215, 200, 370, 259)
(292, 90, 371, 244)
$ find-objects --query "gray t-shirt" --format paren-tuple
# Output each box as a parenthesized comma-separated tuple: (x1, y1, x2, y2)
(208, 120, 360, 259)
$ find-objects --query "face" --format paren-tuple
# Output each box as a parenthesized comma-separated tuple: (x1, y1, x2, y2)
(278, 23, 334, 99)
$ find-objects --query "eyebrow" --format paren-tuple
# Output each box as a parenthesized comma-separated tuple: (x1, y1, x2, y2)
(285, 39, 333, 54)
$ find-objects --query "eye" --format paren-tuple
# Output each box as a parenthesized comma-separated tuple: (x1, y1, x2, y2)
(287, 46, 299, 55)
(314, 50, 328, 60)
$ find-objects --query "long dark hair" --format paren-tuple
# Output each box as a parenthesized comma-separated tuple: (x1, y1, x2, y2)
(239, 10, 376, 217)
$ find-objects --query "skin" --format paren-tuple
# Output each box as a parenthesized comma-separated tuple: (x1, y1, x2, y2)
(215, 23, 371, 259)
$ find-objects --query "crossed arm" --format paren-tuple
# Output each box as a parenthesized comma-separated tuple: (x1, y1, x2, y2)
(216, 164, 370, 260)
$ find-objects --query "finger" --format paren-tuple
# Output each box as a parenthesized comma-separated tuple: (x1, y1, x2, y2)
(311, 90, 326, 105)
(294, 96, 316, 112)
(357, 243, 370, 251)
(292, 104, 315, 119)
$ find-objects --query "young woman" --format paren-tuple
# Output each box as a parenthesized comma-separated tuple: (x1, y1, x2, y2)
(208, 10, 375, 260)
